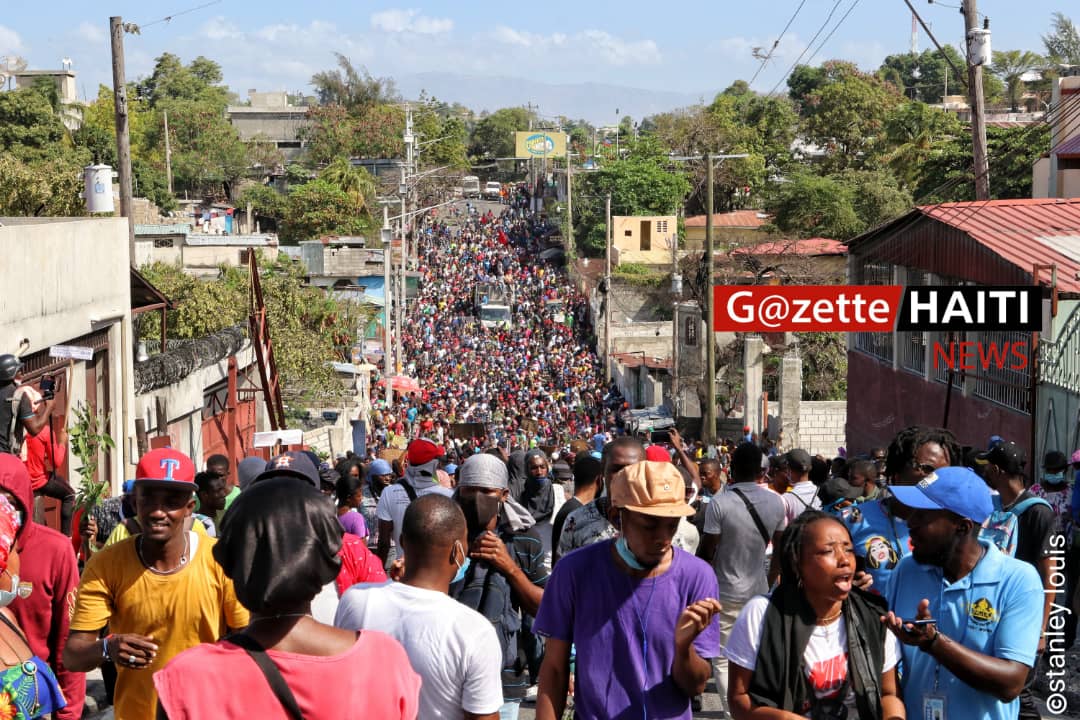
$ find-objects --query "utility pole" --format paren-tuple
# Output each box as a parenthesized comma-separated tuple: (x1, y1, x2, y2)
(964, 0, 990, 200)
(109, 17, 135, 262)
(163, 110, 173, 196)
(604, 193, 612, 383)
(399, 105, 414, 377)
(704, 153, 717, 447)
(565, 156, 573, 254)
(381, 205, 394, 408)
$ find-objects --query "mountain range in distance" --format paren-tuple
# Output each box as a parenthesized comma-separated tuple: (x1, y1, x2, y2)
(394, 71, 709, 125)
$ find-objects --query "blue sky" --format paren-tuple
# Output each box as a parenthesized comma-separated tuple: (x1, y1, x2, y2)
(0, 1, 1071, 108)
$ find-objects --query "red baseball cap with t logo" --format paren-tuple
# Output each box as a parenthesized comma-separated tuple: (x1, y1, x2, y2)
(134, 448, 197, 491)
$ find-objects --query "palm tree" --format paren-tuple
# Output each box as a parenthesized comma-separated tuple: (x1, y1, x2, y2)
(990, 50, 1045, 112)
(320, 156, 376, 216)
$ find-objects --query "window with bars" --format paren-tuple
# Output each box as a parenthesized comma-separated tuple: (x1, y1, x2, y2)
(153, 237, 175, 248)
(853, 261, 894, 363)
(971, 330, 1032, 413)
(899, 268, 931, 375)
(657, 220, 669, 234)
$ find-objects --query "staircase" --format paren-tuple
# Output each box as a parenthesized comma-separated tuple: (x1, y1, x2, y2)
(1040, 303, 1080, 394)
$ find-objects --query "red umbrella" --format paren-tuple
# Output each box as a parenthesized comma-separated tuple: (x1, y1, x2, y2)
(378, 376, 421, 394)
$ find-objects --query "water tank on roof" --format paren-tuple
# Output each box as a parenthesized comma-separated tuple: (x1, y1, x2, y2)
(83, 164, 114, 214)
(967, 27, 991, 67)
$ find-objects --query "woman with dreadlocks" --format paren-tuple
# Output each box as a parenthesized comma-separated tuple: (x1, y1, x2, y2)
(724, 511, 906, 720)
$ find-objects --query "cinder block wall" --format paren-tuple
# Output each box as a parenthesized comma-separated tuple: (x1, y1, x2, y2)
(798, 401, 847, 458)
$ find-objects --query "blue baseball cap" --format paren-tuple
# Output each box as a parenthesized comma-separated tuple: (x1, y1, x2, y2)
(889, 466, 993, 523)
(369, 459, 393, 476)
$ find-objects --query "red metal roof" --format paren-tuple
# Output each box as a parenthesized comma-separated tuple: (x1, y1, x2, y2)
(685, 211, 769, 228)
(919, 198, 1080, 294)
(731, 238, 847, 257)
(1053, 134, 1080, 158)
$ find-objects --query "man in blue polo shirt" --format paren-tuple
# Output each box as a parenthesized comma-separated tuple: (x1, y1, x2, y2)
(882, 466, 1043, 720)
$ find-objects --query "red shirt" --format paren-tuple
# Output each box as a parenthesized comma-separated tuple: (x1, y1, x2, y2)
(23, 426, 66, 492)
(335, 533, 387, 596)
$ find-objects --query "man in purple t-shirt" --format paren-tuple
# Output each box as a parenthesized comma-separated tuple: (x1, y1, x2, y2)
(533, 460, 722, 720)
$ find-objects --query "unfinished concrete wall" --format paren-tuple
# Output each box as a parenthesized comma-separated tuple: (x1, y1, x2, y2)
(798, 401, 847, 457)
(743, 336, 764, 435)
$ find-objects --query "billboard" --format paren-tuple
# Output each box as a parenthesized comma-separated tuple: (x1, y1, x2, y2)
(514, 131, 567, 159)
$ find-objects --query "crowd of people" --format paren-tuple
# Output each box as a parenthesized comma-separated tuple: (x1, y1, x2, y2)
(0, 199, 1079, 720)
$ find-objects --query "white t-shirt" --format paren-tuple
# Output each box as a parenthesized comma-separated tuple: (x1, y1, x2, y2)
(335, 581, 504, 719)
(724, 595, 900, 717)
(375, 482, 454, 552)
(783, 481, 823, 524)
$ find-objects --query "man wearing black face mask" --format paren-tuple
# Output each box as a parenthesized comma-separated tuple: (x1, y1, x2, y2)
(451, 453, 547, 718)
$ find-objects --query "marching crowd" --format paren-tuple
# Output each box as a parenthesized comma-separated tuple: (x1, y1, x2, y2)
(0, 200, 1077, 720)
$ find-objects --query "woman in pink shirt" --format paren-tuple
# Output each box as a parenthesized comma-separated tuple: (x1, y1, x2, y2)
(154, 477, 420, 719)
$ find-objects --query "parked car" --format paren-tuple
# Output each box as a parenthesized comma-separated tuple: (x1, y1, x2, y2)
(484, 181, 502, 200)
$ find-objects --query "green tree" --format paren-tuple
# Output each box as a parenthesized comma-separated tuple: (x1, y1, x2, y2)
(136, 53, 230, 109)
(878, 47, 967, 103)
(800, 68, 903, 171)
(914, 124, 1050, 202)
(572, 137, 691, 255)
(311, 54, 399, 112)
(470, 107, 534, 159)
(236, 184, 287, 222)
(0, 154, 87, 216)
(991, 50, 1045, 111)
(139, 259, 372, 403)
(766, 169, 911, 240)
(319, 157, 377, 213)
(281, 179, 372, 243)
(0, 89, 71, 162)
(1043, 12, 1080, 65)
(880, 102, 963, 190)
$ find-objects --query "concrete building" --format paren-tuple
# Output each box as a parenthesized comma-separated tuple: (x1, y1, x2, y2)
(684, 210, 769, 250)
(1033, 73, 1080, 199)
(844, 197, 1080, 469)
(227, 90, 311, 162)
(134, 224, 278, 277)
(611, 215, 677, 265)
(13, 67, 81, 131)
(0, 216, 135, 494)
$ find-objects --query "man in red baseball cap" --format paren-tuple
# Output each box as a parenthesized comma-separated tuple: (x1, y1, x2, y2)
(375, 439, 452, 566)
(64, 448, 249, 720)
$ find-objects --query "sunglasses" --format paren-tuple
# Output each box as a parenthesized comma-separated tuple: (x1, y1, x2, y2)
(910, 461, 938, 476)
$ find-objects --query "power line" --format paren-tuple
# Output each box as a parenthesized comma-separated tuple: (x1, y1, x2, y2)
(749, 0, 810, 87)
(137, 0, 223, 31)
(803, 0, 864, 69)
(767, 0, 845, 97)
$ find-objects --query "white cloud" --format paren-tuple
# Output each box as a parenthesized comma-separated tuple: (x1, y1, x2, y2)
(0, 24, 23, 54)
(490, 26, 659, 66)
(74, 21, 107, 45)
(371, 9, 453, 35)
(201, 17, 243, 42)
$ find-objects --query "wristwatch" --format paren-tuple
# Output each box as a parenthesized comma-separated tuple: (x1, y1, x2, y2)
(101, 634, 113, 663)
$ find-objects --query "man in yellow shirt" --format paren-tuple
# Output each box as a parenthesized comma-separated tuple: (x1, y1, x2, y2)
(63, 448, 249, 720)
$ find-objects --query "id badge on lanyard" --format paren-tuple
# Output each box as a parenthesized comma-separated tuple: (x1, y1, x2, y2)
(923, 693, 946, 720)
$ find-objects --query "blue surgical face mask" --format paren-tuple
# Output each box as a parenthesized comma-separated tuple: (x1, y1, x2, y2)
(615, 536, 649, 571)
(452, 541, 471, 584)
(1043, 472, 1066, 485)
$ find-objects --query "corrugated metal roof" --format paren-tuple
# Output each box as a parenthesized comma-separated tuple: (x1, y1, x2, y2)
(184, 235, 276, 246)
(920, 198, 1080, 294)
(731, 238, 846, 256)
(685, 211, 769, 228)
(134, 224, 190, 236)
(1053, 134, 1080, 158)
